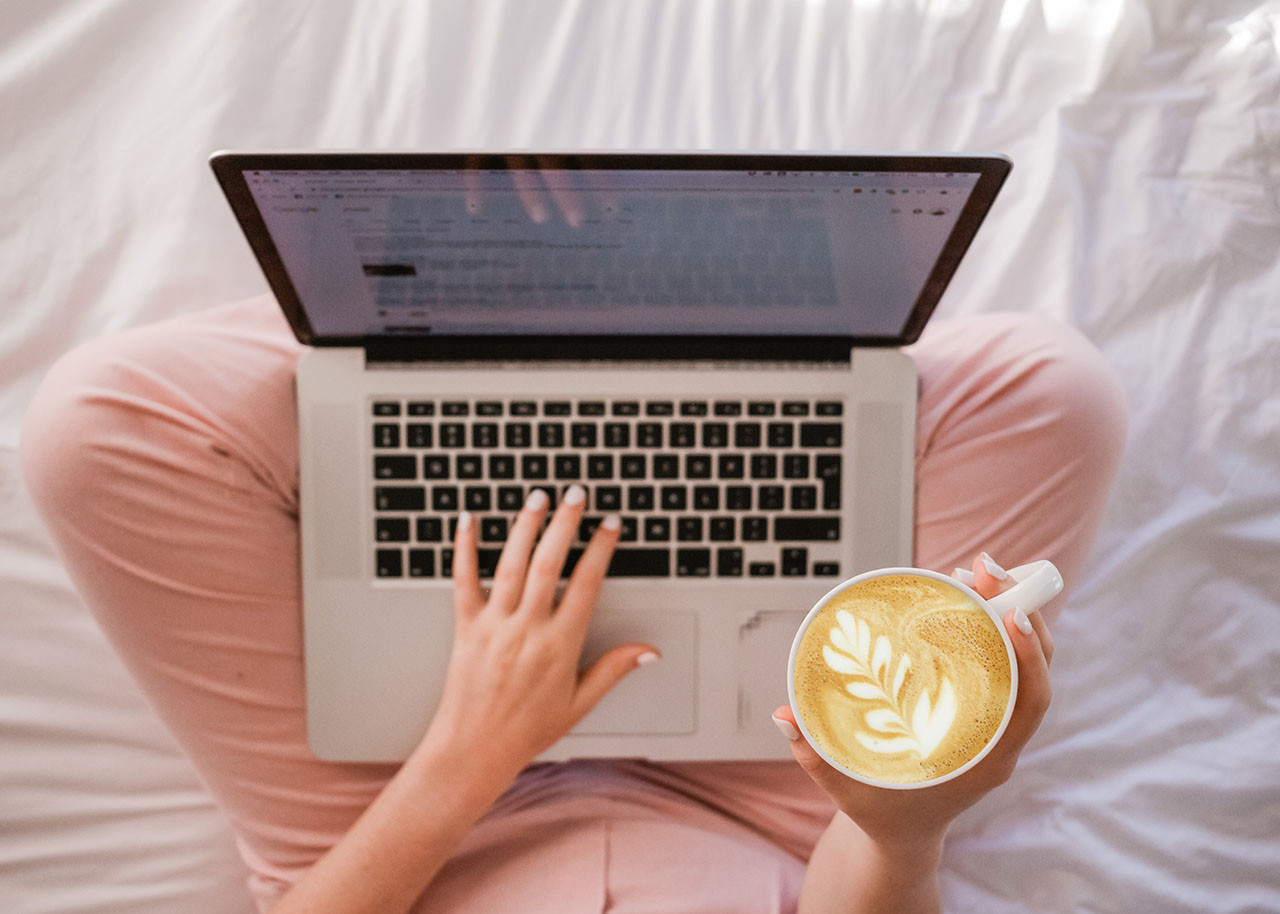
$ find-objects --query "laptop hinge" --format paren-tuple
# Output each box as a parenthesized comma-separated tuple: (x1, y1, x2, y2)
(362, 336, 864, 364)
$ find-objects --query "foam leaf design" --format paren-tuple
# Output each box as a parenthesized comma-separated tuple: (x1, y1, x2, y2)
(822, 609, 957, 759)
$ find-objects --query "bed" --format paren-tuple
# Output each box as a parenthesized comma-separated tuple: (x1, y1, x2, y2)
(2, 1, 1277, 912)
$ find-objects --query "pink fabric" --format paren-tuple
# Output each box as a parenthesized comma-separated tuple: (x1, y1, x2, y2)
(19, 296, 1126, 912)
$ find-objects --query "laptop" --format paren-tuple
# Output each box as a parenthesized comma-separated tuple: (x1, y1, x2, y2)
(210, 150, 1011, 763)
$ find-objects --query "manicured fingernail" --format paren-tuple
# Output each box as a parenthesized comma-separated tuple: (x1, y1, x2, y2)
(564, 484, 586, 506)
(636, 651, 661, 666)
(457, 511, 472, 532)
(981, 553, 1010, 581)
(526, 489, 549, 510)
(1014, 607, 1034, 635)
(772, 714, 801, 741)
(602, 513, 621, 531)
(953, 567, 976, 587)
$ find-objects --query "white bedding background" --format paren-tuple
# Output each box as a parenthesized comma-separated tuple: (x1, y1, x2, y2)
(2, 1, 1278, 912)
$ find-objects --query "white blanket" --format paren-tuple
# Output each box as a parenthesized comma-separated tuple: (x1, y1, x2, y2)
(2, 2, 1277, 912)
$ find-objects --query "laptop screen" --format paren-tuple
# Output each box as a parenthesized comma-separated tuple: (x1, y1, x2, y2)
(212, 153, 1010, 356)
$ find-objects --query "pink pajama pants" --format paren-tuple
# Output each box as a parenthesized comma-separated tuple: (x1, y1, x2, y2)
(20, 297, 1127, 912)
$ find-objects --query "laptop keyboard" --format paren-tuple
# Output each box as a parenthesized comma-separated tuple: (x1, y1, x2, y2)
(370, 397, 845, 580)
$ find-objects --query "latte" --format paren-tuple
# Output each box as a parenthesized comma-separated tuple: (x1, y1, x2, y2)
(792, 573, 1011, 785)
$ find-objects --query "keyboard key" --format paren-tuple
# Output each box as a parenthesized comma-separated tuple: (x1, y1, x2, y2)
(782, 401, 810, 416)
(742, 516, 768, 541)
(408, 549, 435, 577)
(713, 401, 742, 416)
(637, 423, 663, 447)
(456, 455, 483, 479)
(782, 548, 809, 576)
(587, 454, 614, 479)
(734, 422, 762, 448)
(407, 402, 434, 417)
(544, 401, 572, 416)
(441, 549, 453, 577)
(620, 454, 646, 478)
(716, 547, 744, 577)
(660, 485, 688, 511)
(775, 517, 840, 541)
(376, 548, 403, 577)
(619, 517, 639, 542)
(510, 401, 537, 416)
(476, 548, 503, 578)
(669, 423, 697, 447)
(817, 454, 842, 510)
(709, 516, 735, 541)
(612, 401, 641, 416)
(554, 454, 582, 480)
(758, 485, 785, 510)
(645, 401, 675, 416)
(628, 486, 655, 511)
(489, 455, 516, 479)
(578, 517, 602, 541)
(676, 548, 711, 577)
(653, 454, 679, 479)
(726, 486, 752, 510)
(373, 423, 400, 448)
(538, 423, 565, 448)
(497, 486, 524, 511)
(813, 561, 841, 576)
(767, 422, 794, 448)
(604, 423, 631, 448)
(748, 561, 776, 577)
(442, 401, 469, 416)
(416, 517, 443, 542)
(375, 455, 416, 480)
(579, 401, 606, 416)
(783, 454, 810, 479)
(680, 401, 709, 416)
(373, 401, 401, 417)
(693, 486, 719, 510)
(522, 455, 549, 479)
(476, 401, 503, 416)
(816, 401, 843, 416)
(440, 423, 466, 448)
(375, 486, 425, 511)
(644, 517, 671, 541)
(571, 423, 598, 448)
(748, 401, 776, 416)
(424, 456, 450, 479)
(406, 424, 433, 448)
(608, 548, 670, 577)
(464, 487, 491, 511)
(685, 454, 712, 479)
(677, 516, 703, 541)
(800, 423, 843, 447)
(472, 423, 500, 448)
(505, 423, 532, 448)
(750, 453, 777, 479)
(595, 486, 623, 511)
(702, 423, 729, 448)
(376, 517, 410, 542)
(717, 454, 745, 479)
(790, 485, 818, 511)
(431, 487, 459, 512)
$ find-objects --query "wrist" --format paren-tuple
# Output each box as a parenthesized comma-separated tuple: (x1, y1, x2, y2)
(844, 813, 947, 870)
(403, 725, 517, 823)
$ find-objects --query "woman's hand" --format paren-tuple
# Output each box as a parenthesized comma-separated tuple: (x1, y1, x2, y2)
(773, 552, 1055, 849)
(422, 485, 658, 794)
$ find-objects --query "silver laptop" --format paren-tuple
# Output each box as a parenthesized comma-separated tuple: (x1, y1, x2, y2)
(211, 150, 1011, 763)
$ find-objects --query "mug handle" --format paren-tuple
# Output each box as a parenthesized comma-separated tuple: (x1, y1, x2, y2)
(985, 560, 1064, 617)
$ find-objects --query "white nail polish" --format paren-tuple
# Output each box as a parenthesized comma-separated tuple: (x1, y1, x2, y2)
(953, 567, 976, 587)
(602, 513, 622, 531)
(981, 553, 1010, 581)
(457, 511, 472, 532)
(564, 484, 586, 506)
(526, 489, 549, 510)
(636, 651, 661, 666)
(772, 714, 801, 741)
(1014, 607, 1034, 635)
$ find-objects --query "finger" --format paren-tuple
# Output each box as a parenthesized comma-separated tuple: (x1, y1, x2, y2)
(554, 512, 622, 639)
(571, 645, 661, 722)
(488, 489, 550, 611)
(771, 706, 864, 802)
(508, 155, 549, 224)
(1028, 608, 1054, 667)
(536, 155, 584, 228)
(451, 511, 485, 617)
(518, 485, 587, 614)
(998, 607, 1053, 753)
(972, 552, 1016, 601)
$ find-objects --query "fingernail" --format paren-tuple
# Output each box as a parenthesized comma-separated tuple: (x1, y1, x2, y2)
(981, 553, 1010, 581)
(602, 513, 621, 531)
(526, 489, 549, 510)
(457, 511, 472, 532)
(772, 714, 801, 741)
(1014, 607, 1034, 635)
(564, 484, 586, 506)
(636, 651, 661, 667)
(952, 567, 976, 587)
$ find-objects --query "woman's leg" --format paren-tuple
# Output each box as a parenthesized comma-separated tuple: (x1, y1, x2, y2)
(654, 311, 1129, 859)
(20, 296, 389, 904)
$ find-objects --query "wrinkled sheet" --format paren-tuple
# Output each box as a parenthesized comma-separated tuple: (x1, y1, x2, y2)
(2, 1, 1277, 912)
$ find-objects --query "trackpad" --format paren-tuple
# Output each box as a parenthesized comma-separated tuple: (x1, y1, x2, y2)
(572, 611, 697, 735)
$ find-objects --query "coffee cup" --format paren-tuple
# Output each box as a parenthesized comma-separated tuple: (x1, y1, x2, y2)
(787, 560, 1062, 789)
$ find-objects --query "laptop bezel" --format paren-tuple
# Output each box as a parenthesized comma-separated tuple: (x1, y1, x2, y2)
(210, 150, 1011, 361)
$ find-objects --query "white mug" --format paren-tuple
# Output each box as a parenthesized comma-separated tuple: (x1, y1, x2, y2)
(787, 560, 1063, 789)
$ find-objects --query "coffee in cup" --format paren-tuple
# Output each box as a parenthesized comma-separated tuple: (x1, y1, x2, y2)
(788, 561, 1062, 789)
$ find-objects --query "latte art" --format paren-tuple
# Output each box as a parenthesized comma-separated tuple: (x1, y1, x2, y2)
(793, 574, 1012, 784)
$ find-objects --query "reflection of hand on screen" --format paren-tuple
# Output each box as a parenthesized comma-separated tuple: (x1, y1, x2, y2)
(462, 154, 618, 227)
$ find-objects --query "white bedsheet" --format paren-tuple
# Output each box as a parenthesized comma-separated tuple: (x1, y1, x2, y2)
(2, 1, 1277, 912)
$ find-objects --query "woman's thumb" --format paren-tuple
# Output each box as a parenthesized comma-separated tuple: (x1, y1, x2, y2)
(772, 706, 850, 795)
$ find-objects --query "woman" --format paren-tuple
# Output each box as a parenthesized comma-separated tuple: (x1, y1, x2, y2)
(20, 295, 1126, 913)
